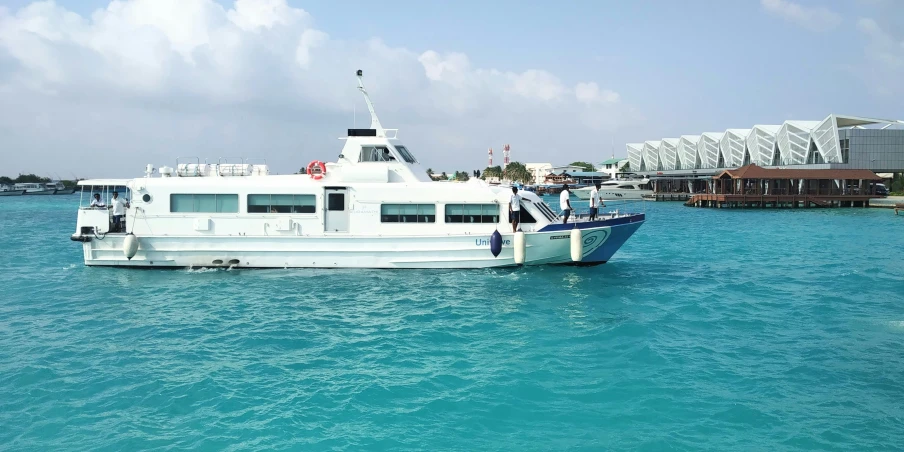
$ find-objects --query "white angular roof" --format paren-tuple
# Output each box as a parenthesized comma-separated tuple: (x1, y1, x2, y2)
(632, 114, 903, 171)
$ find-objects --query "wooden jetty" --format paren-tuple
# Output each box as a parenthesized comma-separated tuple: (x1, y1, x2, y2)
(645, 193, 692, 202)
(685, 164, 884, 209)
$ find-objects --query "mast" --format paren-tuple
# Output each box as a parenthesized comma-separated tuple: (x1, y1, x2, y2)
(356, 70, 385, 136)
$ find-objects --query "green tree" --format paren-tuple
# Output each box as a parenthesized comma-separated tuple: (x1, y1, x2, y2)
(569, 161, 595, 172)
(440, 171, 448, 180)
(0, 176, 13, 185)
(426, 168, 434, 177)
(503, 161, 532, 184)
(14, 174, 50, 183)
(892, 173, 904, 194)
(454, 171, 470, 181)
(481, 165, 503, 179)
(619, 162, 630, 173)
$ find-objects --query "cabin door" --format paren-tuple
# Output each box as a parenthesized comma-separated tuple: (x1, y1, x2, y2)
(324, 187, 349, 232)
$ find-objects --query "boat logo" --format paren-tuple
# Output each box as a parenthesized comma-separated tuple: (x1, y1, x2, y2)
(550, 235, 570, 240)
(581, 229, 610, 251)
(475, 237, 511, 246)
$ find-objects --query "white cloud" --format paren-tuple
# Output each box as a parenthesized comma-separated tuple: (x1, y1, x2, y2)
(760, 0, 842, 32)
(855, 18, 904, 94)
(575, 82, 620, 105)
(0, 0, 634, 176)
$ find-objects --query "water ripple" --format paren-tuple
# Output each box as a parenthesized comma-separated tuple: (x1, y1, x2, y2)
(1, 196, 903, 450)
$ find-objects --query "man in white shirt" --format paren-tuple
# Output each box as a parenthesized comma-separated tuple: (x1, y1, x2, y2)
(589, 182, 605, 221)
(89, 193, 106, 208)
(560, 184, 572, 224)
(110, 191, 129, 232)
(509, 186, 522, 232)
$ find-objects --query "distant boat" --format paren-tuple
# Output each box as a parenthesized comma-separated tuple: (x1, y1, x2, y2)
(0, 186, 25, 196)
(573, 179, 653, 201)
(47, 181, 75, 194)
(14, 183, 55, 195)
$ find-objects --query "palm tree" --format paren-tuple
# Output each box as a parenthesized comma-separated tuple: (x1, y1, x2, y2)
(482, 165, 502, 179)
(503, 162, 532, 184)
(426, 168, 434, 177)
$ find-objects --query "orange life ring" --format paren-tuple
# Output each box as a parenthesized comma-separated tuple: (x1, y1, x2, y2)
(307, 160, 326, 180)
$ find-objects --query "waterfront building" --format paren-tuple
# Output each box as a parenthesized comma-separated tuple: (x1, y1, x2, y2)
(687, 164, 883, 209)
(563, 171, 607, 185)
(598, 157, 628, 179)
(627, 114, 904, 192)
(525, 163, 553, 185)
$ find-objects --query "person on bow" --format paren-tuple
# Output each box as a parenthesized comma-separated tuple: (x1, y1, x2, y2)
(509, 186, 522, 233)
(589, 182, 604, 221)
(560, 184, 572, 224)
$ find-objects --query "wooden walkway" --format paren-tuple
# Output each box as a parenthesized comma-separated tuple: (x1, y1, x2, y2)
(644, 193, 692, 202)
(685, 194, 879, 209)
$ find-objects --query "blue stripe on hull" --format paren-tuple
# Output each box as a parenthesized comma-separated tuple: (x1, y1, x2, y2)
(537, 213, 645, 232)
(577, 220, 644, 264)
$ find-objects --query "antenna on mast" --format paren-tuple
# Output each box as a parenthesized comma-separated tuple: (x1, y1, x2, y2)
(356, 70, 385, 136)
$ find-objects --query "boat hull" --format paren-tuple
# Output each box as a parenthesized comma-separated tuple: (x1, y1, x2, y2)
(26, 189, 57, 195)
(0, 190, 25, 196)
(76, 215, 645, 269)
(573, 188, 652, 201)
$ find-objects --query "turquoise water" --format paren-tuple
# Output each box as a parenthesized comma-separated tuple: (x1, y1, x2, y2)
(1, 195, 903, 451)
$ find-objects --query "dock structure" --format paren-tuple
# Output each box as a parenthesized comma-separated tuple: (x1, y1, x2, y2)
(685, 164, 883, 209)
(645, 193, 692, 202)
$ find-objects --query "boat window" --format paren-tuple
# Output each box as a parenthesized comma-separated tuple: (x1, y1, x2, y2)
(79, 185, 131, 209)
(247, 194, 316, 213)
(621, 185, 635, 189)
(381, 204, 435, 223)
(360, 146, 395, 162)
(445, 204, 499, 223)
(170, 194, 238, 213)
(327, 193, 345, 211)
(394, 145, 417, 164)
(512, 205, 537, 224)
(534, 202, 559, 222)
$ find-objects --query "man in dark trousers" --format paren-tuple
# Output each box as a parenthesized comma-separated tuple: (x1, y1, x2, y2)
(560, 184, 572, 224)
(509, 186, 522, 232)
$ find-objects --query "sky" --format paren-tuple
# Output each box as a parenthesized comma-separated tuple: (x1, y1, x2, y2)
(0, 0, 902, 178)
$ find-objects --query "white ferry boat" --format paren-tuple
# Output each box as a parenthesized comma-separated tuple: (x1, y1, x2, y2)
(0, 184, 25, 196)
(70, 71, 645, 269)
(14, 182, 56, 195)
(47, 181, 76, 195)
(573, 179, 653, 201)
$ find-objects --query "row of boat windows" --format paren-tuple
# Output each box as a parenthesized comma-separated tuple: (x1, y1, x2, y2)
(168, 194, 541, 224)
(380, 203, 538, 224)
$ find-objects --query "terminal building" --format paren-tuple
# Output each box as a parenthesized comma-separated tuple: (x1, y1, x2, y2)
(627, 115, 904, 190)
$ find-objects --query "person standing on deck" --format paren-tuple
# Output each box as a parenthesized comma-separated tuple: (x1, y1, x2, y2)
(509, 186, 522, 232)
(560, 184, 572, 224)
(589, 182, 605, 221)
(110, 191, 130, 232)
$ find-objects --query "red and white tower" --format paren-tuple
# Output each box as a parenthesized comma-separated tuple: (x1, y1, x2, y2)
(503, 144, 511, 169)
(488, 147, 493, 167)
